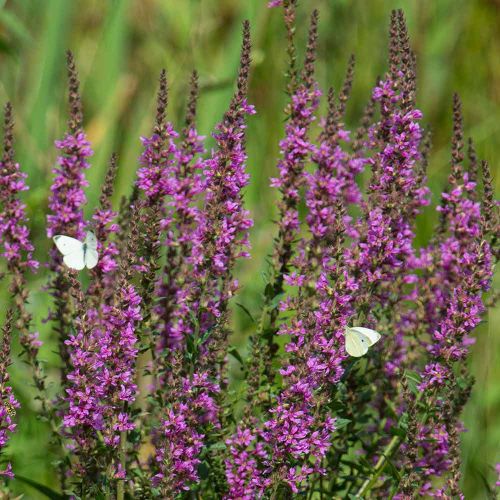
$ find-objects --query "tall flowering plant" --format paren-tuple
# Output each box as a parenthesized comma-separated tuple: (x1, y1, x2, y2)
(0, 3, 497, 499)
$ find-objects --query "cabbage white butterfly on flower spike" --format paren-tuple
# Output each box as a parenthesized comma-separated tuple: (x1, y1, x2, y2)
(53, 231, 98, 271)
(345, 326, 381, 357)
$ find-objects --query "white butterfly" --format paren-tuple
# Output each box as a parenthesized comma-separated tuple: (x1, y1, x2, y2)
(53, 231, 99, 271)
(345, 326, 381, 357)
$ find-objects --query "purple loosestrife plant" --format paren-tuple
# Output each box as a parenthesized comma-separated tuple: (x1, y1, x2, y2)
(0, 104, 49, 420)
(0, 5, 496, 499)
(399, 97, 495, 498)
(46, 52, 93, 409)
(257, 5, 322, 383)
(62, 275, 142, 494)
(149, 22, 254, 496)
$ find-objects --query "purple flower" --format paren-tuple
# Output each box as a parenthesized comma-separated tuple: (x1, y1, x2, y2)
(136, 124, 179, 202)
(191, 99, 255, 284)
(225, 425, 271, 499)
(152, 373, 219, 494)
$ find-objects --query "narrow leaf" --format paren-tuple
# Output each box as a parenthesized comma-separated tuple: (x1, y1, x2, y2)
(15, 475, 65, 500)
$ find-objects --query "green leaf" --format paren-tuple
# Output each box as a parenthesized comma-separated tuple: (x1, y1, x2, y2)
(235, 302, 255, 323)
(358, 456, 375, 472)
(398, 412, 409, 432)
(228, 347, 244, 365)
(197, 460, 210, 480)
(188, 309, 200, 336)
(384, 458, 401, 482)
(404, 370, 421, 395)
(390, 426, 407, 439)
(209, 442, 227, 452)
(185, 333, 195, 355)
(15, 475, 65, 500)
(335, 417, 351, 430)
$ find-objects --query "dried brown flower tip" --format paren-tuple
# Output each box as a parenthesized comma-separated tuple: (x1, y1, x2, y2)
(323, 87, 338, 141)
(283, 0, 298, 91)
(235, 20, 252, 106)
(2, 102, 14, 166)
(185, 70, 199, 131)
(338, 54, 355, 118)
(397, 10, 416, 109)
(0, 309, 14, 372)
(388, 10, 401, 82)
(467, 137, 478, 186)
(154, 69, 168, 136)
(302, 9, 319, 88)
(450, 93, 464, 183)
(66, 50, 83, 133)
(481, 161, 498, 253)
(99, 153, 119, 214)
(226, 21, 252, 124)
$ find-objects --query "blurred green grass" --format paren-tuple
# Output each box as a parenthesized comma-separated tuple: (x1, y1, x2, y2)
(0, 0, 498, 497)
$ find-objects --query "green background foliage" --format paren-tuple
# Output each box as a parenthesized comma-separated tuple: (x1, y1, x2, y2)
(0, 0, 498, 497)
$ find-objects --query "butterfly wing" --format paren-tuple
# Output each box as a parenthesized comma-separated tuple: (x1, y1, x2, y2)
(62, 251, 86, 270)
(53, 235, 86, 270)
(85, 248, 99, 269)
(53, 235, 83, 256)
(85, 231, 98, 251)
(349, 327, 381, 347)
(345, 329, 369, 357)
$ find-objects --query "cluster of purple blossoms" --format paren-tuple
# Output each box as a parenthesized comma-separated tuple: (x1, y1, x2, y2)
(307, 126, 366, 242)
(270, 83, 321, 237)
(63, 283, 141, 476)
(152, 372, 219, 493)
(345, 77, 429, 292)
(225, 264, 358, 496)
(269, 23, 321, 276)
(137, 123, 179, 203)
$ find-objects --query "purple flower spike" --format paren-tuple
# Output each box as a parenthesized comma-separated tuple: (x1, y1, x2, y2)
(0, 103, 38, 271)
(0, 311, 20, 479)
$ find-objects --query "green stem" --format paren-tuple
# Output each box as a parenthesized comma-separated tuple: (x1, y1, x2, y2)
(355, 435, 402, 497)
(116, 430, 126, 500)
